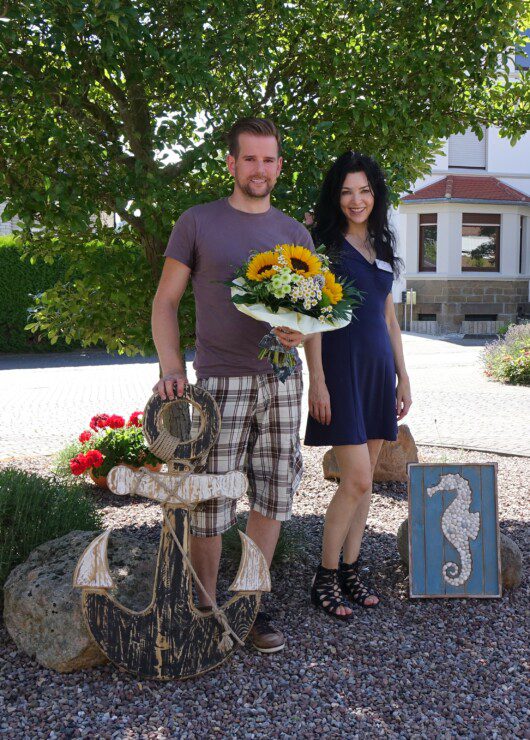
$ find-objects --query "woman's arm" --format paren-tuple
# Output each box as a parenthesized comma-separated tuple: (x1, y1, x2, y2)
(304, 333, 331, 424)
(384, 293, 412, 421)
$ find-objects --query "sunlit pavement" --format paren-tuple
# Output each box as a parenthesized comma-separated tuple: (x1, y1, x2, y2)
(1, 334, 528, 459)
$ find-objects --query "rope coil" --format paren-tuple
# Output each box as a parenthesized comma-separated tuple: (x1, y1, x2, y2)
(147, 432, 181, 463)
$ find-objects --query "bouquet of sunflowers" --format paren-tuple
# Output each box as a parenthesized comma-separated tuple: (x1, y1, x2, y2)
(227, 244, 361, 380)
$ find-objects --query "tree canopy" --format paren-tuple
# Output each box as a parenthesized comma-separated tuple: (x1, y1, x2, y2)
(1, 0, 528, 353)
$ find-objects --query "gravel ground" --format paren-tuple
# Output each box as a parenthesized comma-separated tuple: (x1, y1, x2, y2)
(1, 445, 528, 739)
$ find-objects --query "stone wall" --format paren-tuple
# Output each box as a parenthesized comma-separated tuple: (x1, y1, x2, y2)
(405, 279, 529, 333)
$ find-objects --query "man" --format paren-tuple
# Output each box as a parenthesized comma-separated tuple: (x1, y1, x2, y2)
(152, 117, 313, 653)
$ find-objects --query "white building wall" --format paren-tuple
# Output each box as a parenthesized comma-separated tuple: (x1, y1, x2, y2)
(432, 145, 448, 170)
(487, 128, 530, 175)
(500, 213, 521, 275)
(0, 203, 18, 236)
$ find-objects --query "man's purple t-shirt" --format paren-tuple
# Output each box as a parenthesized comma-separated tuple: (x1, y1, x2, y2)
(164, 197, 314, 378)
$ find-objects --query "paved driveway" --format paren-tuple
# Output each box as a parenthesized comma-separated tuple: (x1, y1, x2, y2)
(1, 335, 528, 459)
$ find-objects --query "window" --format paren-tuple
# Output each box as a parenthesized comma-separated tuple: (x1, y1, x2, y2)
(515, 29, 530, 70)
(465, 314, 498, 321)
(448, 128, 486, 169)
(419, 214, 437, 272)
(419, 313, 437, 321)
(461, 214, 500, 272)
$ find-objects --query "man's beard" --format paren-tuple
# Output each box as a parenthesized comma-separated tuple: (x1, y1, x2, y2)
(237, 177, 274, 199)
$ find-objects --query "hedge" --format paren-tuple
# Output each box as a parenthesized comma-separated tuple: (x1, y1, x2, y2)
(0, 235, 71, 352)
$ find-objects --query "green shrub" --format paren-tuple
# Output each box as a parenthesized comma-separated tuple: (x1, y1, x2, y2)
(0, 236, 71, 352)
(482, 323, 530, 386)
(52, 439, 84, 480)
(0, 468, 102, 595)
(222, 515, 306, 568)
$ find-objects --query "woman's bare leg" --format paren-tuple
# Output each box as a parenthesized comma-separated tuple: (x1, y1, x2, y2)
(319, 444, 373, 615)
(341, 439, 384, 606)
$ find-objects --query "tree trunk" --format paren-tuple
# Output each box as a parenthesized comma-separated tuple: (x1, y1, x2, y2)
(141, 233, 166, 280)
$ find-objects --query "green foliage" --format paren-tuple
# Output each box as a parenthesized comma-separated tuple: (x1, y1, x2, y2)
(0, 468, 102, 594)
(482, 323, 530, 386)
(57, 413, 162, 479)
(89, 425, 162, 477)
(1, 0, 528, 355)
(0, 235, 72, 352)
(53, 439, 84, 480)
(23, 231, 195, 354)
(23, 231, 196, 353)
(222, 516, 306, 568)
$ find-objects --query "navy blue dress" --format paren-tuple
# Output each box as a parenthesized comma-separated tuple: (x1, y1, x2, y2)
(305, 237, 398, 446)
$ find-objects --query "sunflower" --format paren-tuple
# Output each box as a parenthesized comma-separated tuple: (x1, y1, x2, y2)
(281, 244, 322, 277)
(322, 271, 343, 305)
(246, 251, 279, 281)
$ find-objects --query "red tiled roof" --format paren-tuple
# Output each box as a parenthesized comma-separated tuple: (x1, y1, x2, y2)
(402, 175, 530, 203)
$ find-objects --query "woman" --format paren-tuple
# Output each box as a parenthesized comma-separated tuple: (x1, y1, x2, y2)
(304, 151, 412, 619)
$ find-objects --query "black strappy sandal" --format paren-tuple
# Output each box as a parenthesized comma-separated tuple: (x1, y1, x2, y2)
(339, 559, 380, 608)
(310, 565, 354, 621)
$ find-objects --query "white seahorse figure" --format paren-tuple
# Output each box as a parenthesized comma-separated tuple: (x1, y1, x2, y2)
(426, 473, 481, 586)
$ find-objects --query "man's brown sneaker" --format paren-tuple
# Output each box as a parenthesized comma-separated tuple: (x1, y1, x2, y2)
(249, 612, 285, 653)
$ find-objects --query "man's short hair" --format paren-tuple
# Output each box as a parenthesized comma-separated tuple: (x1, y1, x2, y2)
(226, 117, 282, 158)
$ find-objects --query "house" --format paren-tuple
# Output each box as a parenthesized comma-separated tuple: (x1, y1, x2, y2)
(398, 144, 530, 334)
(397, 39, 530, 335)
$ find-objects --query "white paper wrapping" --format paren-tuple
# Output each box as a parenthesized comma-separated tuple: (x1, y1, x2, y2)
(230, 282, 351, 334)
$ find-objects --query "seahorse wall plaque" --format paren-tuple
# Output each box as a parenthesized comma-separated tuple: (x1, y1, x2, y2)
(407, 464, 501, 599)
(73, 386, 271, 680)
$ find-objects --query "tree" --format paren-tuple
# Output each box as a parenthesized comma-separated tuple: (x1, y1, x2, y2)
(1, 0, 528, 354)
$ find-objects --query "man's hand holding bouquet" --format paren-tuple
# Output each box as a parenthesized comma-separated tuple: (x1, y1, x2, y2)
(227, 244, 361, 381)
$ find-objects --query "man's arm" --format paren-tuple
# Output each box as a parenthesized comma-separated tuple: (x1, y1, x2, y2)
(151, 257, 192, 400)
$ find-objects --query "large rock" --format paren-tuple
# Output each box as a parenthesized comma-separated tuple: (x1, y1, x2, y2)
(396, 519, 523, 589)
(373, 425, 418, 483)
(3, 527, 158, 672)
(322, 424, 418, 483)
(396, 519, 409, 565)
(500, 535, 524, 589)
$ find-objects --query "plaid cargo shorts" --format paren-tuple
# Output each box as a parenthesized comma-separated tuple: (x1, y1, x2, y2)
(189, 370, 303, 537)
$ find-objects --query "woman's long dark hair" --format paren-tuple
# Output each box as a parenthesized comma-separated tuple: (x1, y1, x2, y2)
(313, 151, 402, 277)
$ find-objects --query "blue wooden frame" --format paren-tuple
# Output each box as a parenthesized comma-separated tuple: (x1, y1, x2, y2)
(407, 463, 501, 599)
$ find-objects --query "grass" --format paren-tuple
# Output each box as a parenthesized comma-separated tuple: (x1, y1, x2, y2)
(0, 468, 102, 601)
(222, 515, 307, 567)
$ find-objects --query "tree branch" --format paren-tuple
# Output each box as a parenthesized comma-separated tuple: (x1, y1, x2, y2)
(7, 52, 121, 146)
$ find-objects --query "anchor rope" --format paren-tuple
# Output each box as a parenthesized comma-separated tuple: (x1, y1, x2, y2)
(146, 433, 181, 463)
(130, 467, 245, 651)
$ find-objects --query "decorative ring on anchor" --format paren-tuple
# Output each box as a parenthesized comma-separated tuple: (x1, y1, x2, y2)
(142, 385, 221, 464)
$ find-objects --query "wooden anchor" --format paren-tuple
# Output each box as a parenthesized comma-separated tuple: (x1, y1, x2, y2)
(73, 385, 270, 680)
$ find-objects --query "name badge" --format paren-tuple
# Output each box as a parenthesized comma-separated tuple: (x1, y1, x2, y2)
(375, 259, 393, 273)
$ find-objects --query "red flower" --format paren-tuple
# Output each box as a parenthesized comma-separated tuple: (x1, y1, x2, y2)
(69, 453, 89, 476)
(127, 411, 143, 427)
(89, 414, 110, 431)
(85, 449, 104, 468)
(79, 430, 92, 443)
(107, 414, 125, 429)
